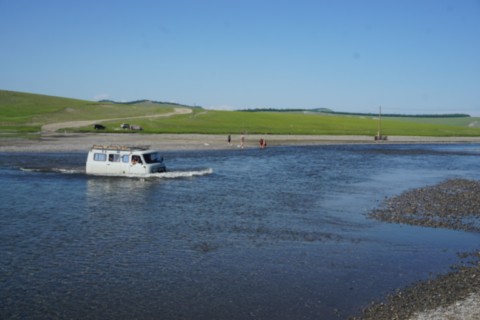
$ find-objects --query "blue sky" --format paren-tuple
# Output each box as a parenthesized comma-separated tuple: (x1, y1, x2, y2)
(1, 0, 479, 115)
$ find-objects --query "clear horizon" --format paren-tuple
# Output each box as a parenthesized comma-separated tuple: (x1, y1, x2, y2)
(1, 0, 479, 116)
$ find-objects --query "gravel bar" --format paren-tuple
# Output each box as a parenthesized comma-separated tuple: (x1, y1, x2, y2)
(351, 179, 480, 319)
(371, 179, 480, 233)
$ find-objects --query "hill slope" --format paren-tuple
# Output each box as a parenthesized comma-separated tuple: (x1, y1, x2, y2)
(1, 89, 480, 137)
(0, 90, 180, 135)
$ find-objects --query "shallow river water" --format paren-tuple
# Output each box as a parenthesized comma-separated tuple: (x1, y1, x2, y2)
(1, 144, 480, 319)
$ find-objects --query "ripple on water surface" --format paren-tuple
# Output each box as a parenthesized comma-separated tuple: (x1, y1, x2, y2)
(1, 145, 480, 319)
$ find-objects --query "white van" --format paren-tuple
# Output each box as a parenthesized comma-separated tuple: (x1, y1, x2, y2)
(86, 145, 166, 176)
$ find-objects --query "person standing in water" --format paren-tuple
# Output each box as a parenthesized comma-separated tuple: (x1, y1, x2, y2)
(259, 138, 267, 148)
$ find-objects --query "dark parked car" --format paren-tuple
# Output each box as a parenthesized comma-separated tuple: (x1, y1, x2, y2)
(94, 124, 106, 130)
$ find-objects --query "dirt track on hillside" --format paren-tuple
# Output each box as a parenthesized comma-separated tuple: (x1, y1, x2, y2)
(41, 107, 192, 133)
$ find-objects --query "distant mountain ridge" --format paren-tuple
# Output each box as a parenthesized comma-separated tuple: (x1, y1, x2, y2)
(1, 89, 470, 118)
(240, 106, 470, 118)
(98, 99, 201, 109)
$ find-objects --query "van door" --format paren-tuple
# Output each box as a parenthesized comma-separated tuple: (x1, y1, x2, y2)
(128, 154, 147, 175)
(106, 153, 123, 175)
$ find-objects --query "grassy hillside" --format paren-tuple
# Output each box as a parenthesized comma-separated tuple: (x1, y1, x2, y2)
(386, 116, 480, 128)
(2, 89, 480, 137)
(96, 110, 382, 135)
(0, 90, 95, 133)
(0, 90, 176, 135)
(90, 109, 480, 136)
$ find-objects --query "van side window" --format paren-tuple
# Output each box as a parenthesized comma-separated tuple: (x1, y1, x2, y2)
(122, 155, 129, 163)
(131, 155, 143, 164)
(93, 153, 107, 161)
(108, 154, 120, 162)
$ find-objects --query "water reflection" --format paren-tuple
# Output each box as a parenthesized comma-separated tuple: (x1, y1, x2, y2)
(86, 176, 153, 206)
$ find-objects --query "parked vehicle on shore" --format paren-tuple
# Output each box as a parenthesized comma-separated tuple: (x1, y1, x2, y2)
(93, 124, 105, 130)
(130, 125, 143, 130)
(86, 145, 166, 176)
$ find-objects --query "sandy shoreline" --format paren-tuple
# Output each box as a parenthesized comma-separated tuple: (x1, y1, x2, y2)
(1, 133, 480, 153)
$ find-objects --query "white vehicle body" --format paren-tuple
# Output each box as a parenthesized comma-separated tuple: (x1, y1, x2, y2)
(86, 145, 166, 176)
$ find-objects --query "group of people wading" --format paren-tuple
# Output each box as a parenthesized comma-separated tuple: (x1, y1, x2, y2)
(227, 134, 267, 149)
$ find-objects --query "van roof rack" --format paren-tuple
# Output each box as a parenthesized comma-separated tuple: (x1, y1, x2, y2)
(91, 145, 151, 151)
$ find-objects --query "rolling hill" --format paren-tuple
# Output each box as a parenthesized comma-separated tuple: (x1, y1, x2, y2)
(1, 89, 480, 137)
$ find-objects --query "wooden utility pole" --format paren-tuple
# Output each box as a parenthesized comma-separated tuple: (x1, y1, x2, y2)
(377, 106, 382, 138)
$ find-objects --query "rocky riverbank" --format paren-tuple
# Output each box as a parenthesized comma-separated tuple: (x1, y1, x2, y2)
(352, 179, 480, 319)
(371, 179, 480, 233)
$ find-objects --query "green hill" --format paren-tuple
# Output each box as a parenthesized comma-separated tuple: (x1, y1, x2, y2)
(94, 109, 480, 137)
(0, 90, 179, 136)
(0, 90, 94, 133)
(1, 89, 480, 137)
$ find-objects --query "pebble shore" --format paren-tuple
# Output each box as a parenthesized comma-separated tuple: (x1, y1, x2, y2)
(371, 179, 480, 233)
(352, 179, 480, 320)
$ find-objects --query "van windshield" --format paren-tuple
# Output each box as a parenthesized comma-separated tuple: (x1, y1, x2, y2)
(143, 152, 163, 164)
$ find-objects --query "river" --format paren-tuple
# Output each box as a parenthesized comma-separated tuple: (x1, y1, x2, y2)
(1, 144, 480, 319)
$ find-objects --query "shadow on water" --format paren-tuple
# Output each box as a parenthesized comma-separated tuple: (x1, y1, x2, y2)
(1, 144, 480, 319)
